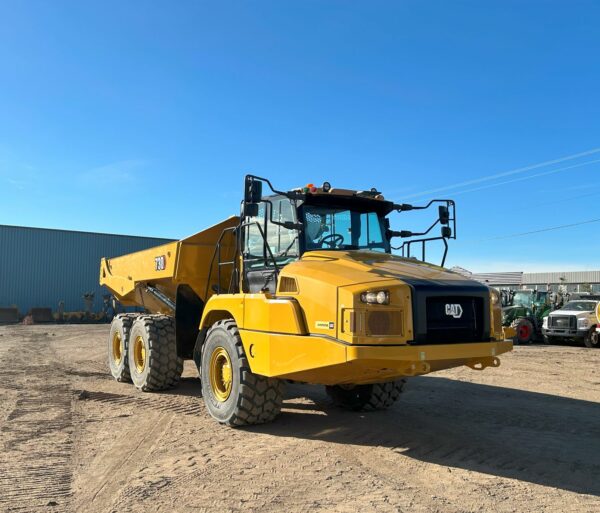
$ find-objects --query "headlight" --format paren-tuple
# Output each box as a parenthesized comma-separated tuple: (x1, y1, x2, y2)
(578, 318, 589, 329)
(360, 290, 390, 305)
(542, 316, 548, 329)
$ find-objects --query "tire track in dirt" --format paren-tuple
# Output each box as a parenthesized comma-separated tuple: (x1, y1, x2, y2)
(0, 330, 74, 513)
(3, 325, 600, 513)
(75, 389, 204, 416)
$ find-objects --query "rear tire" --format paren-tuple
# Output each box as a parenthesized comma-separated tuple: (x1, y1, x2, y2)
(201, 319, 285, 426)
(107, 314, 138, 382)
(584, 328, 600, 348)
(514, 318, 534, 345)
(326, 380, 405, 411)
(128, 315, 183, 391)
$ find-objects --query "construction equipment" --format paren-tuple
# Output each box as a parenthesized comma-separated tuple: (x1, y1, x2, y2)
(100, 175, 511, 426)
(501, 289, 557, 344)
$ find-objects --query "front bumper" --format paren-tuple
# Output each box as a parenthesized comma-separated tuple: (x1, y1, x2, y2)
(241, 328, 513, 385)
(542, 328, 588, 338)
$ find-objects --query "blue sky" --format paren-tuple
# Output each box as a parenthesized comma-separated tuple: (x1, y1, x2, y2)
(1, 1, 599, 272)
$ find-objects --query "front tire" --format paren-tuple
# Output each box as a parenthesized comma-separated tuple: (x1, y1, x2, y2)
(326, 380, 405, 411)
(514, 318, 534, 345)
(201, 319, 285, 426)
(584, 328, 600, 348)
(128, 315, 183, 391)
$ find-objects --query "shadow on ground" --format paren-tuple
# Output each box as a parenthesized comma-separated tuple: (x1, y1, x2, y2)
(78, 370, 600, 496)
(252, 376, 600, 497)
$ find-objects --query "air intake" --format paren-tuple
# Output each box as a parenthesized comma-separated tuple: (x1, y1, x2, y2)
(278, 277, 298, 293)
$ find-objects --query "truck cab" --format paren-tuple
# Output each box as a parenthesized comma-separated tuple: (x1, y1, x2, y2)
(241, 187, 393, 294)
(543, 299, 600, 347)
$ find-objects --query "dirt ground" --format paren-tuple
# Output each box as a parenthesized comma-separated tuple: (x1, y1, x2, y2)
(0, 325, 599, 513)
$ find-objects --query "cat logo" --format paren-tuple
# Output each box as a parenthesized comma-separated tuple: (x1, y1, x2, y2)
(445, 304, 463, 319)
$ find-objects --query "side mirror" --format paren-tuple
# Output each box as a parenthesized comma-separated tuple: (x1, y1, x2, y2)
(438, 205, 450, 224)
(441, 226, 452, 238)
(243, 203, 259, 217)
(244, 176, 263, 204)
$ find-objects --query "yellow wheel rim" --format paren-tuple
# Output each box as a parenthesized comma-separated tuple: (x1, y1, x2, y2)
(112, 332, 122, 364)
(209, 346, 233, 402)
(133, 336, 146, 373)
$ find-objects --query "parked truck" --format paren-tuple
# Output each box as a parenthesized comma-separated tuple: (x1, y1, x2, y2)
(100, 175, 511, 426)
(542, 299, 600, 348)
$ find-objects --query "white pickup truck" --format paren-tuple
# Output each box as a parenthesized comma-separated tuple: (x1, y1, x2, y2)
(542, 299, 600, 348)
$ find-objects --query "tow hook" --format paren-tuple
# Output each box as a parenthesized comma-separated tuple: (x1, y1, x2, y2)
(466, 356, 501, 371)
(403, 361, 431, 376)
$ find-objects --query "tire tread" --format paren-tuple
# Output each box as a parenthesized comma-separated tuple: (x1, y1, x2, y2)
(204, 319, 284, 426)
(130, 314, 183, 392)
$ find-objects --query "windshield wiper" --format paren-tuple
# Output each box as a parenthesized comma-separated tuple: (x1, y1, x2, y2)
(276, 236, 299, 258)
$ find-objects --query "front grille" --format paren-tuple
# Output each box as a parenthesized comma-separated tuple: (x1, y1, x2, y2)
(404, 278, 491, 345)
(549, 315, 576, 329)
(366, 310, 403, 336)
(424, 296, 484, 344)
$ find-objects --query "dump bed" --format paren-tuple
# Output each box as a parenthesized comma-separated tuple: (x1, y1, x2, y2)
(100, 217, 239, 313)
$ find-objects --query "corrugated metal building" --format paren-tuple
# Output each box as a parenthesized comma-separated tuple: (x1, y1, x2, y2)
(460, 268, 600, 293)
(0, 224, 173, 315)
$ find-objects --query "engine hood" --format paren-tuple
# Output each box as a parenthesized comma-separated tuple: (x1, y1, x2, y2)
(282, 250, 486, 289)
(549, 310, 593, 318)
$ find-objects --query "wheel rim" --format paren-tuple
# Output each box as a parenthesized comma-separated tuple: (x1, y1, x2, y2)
(209, 346, 232, 402)
(133, 336, 146, 373)
(112, 332, 122, 364)
(518, 324, 530, 340)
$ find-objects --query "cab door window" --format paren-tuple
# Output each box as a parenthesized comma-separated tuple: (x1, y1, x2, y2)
(243, 198, 299, 270)
(265, 197, 299, 265)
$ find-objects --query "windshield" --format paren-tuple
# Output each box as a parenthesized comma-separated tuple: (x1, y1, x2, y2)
(512, 291, 533, 308)
(560, 301, 596, 312)
(303, 206, 387, 252)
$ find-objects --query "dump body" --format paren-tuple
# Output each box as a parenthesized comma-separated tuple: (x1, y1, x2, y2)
(100, 216, 239, 313)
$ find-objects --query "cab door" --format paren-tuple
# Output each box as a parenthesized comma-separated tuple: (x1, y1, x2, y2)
(242, 196, 299, 293)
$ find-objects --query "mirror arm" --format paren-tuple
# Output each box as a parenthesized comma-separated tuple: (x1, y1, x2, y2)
(261, 199, 304, 232)
(246, 173, 302, 200)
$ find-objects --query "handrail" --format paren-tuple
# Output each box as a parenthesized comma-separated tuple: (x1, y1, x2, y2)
(205, 220, 283, 299)
(204, 227, 237, 300)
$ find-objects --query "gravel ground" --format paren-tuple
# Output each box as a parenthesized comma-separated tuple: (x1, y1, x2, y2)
(0, 324, 599, 513)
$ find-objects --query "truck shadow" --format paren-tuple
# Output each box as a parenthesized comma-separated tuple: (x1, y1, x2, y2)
(251, 377, 600, 497)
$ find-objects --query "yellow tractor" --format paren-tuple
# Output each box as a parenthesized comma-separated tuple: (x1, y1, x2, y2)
(100, 175, 511, 426)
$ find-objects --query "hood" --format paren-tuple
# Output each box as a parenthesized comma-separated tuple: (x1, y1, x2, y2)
(283, 250, 486, 289)
(549, 310, 594, 317)
(502, 305, 531, 313)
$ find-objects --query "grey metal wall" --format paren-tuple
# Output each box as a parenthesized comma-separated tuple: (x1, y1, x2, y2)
(522, 270, 600, 285)
(468, 269, 600, 291)
(0, 224, 173, 315)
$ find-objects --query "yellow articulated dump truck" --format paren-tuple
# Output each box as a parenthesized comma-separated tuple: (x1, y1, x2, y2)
(100, 175, 511, 426)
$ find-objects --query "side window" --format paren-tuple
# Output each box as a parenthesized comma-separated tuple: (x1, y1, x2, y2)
(266, 198, 299, 263)
(244, 203, 266, 267)
(358, 212, 385, 251)
(244, 197, 299, 269)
